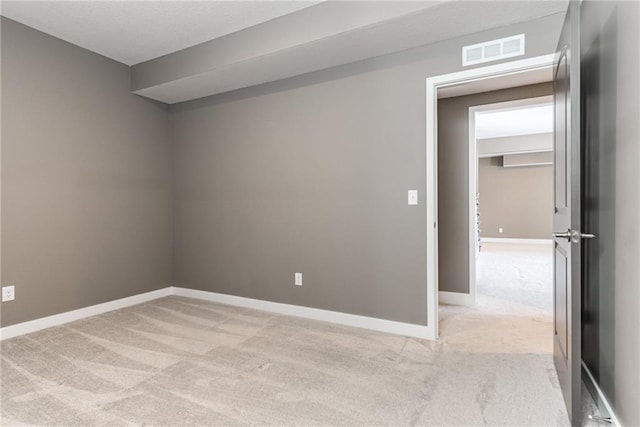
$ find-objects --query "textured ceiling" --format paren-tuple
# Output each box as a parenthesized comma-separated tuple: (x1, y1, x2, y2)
(0, 1, 322, 65)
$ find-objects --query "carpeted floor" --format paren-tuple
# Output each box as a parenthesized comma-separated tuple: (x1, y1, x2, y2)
(439, 242, 555, 356)
(1, 242, 577, 426)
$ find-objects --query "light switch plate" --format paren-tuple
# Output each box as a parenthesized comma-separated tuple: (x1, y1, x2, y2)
(408, 190, 418, 205)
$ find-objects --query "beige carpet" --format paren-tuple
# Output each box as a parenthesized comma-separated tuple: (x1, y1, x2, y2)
(1, 243, 574, 426)
(440, 242, 556, 356)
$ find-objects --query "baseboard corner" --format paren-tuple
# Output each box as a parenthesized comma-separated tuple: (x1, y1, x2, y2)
(439, 290, 474, 307)
(0, 286, 173, 341)
(173, 287, 436, 341)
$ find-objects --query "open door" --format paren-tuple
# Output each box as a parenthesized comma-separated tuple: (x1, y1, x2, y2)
(553, 1, 591, 425)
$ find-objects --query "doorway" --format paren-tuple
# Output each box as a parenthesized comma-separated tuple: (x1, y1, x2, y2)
(470, 96, 554, 305)
(425, 53, 605, 425)
(434, 75, 556, 356)
(424, 54, 555, 339)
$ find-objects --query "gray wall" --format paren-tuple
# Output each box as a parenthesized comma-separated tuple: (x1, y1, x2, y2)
(171, 14, 564, 325)
(0, 12, 565, 328)
(478, 157, 552, 239)
(581, 1, 640, 425)
(2, 7, 637, 425)
(437, 83, 553, 294)
(171, 64, 428, 324)
(0, 18, 173, 327)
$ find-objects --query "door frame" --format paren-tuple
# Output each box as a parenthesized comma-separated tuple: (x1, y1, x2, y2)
(425, 53, 555, 340)
(467, 95, 554, 306)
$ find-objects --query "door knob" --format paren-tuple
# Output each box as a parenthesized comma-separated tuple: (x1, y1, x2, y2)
(553, 230, 572, 241)
(553, 229, 596, 243)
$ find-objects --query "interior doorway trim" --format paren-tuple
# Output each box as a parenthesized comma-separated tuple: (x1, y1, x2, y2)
(425, 53, 555, 340)
(467, 95, 553, 307)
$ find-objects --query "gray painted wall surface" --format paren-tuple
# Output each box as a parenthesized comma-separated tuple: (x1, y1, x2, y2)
(171, 14, 564, 325)
(581, 1, 639, 425)
(437, 83, 553, 294)
(0, 18, 173, 327)
(2, 7, 638, 426)
(0, 12, 565, 328)
(171, 67, 428, 324)
(478, 157, 552, 239)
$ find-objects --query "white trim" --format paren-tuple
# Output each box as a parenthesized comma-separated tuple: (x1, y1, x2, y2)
(481, 237, 553, 245)
(426, 54, 555, 341)
(0, 287, 173, 341)
(173, 288, 435, 340)
(439, 291, 473, 307)
(425, 67, 439, 341)
(582, 361, 622, 426)
(0, 286, 435, 341)
(468, 106, 478, 308)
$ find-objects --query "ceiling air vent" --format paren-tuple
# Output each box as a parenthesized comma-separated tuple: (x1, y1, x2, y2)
(462, 34, 525, 66)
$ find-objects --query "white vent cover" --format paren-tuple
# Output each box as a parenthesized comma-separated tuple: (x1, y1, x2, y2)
(462, 34, 525, 66)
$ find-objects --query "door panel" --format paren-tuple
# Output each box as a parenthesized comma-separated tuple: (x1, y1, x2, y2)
(554, 52, 569, 212)
(553, 0, 582, 425)
(555, 249, 568, 358)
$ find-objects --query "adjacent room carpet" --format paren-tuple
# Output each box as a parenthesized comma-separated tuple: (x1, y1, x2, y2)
(1, 243, 575, 426)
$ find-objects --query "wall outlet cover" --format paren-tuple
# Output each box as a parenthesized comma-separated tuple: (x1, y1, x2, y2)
(2, 285, 16, 302)
(294, 273, 302, 286)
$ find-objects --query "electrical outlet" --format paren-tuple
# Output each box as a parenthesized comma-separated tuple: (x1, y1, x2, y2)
(2, 286, 15, 302)
(294, 273, 302, 286)
(499, 227, 504, 233)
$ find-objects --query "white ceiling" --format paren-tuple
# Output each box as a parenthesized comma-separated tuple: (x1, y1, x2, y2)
(1, 0, 568, 103)
(0, 1, 568, 70)
(0, 1, 322, 65)
(476, 104, 553, 139)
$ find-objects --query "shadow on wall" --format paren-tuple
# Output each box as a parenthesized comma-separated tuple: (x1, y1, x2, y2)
(581, 5, 617, 415)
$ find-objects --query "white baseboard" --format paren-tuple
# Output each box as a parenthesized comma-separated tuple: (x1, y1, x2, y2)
(0, 286, 436, 341)
(439, 291, 474, 307)
(582, 361, 621, 426)
(173, 287, 435, 340)
(0, 287, 173, 341)
(481, 237, 553, 245)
